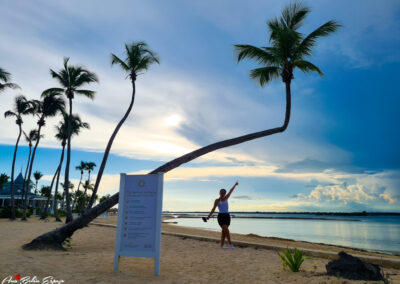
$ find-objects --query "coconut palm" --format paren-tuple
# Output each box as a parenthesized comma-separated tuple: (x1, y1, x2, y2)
(79, 180, 93, 212)
(42, 57, 98, 223)
(23, 5, 340, 249)
(84, 162, 96, 210)
(52, 113, 89, 221)
(0, 67, 20, 94)
(22, 95, 65, 220)
(86, 41, 159, 210)
(75, 161, 87, 202)
(22, 130, 41, 195)
(0, 173, 9, 190)
(33, 171, 43, 194)
(4, 95, 35, 220)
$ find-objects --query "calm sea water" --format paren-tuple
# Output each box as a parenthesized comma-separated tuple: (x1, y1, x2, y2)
(167, 213, 400, 254)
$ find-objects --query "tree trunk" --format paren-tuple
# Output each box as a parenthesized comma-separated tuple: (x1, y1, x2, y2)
(10, 123, 22, 220)
(21, 144, 32, 213)
(73, 172, 83, 209)
(64, 98, 73, 223)
(53, 144, 66, 222)
(41, 165, 60, 219)
(86, 80, 136, 210)
(22, 124, 43, 221)
(22, 84, 292, 250)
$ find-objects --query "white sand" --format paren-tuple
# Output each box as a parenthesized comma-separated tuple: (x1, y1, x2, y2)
(0, 216, 398, 283)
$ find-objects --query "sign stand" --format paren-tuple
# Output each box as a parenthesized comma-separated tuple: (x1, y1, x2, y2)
(114, 173, 164, 275)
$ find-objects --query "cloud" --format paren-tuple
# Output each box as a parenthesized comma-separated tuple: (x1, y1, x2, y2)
(232, 195, 266, 200)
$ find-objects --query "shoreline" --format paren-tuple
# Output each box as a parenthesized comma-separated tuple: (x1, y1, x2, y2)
(96, 215, 400, 259)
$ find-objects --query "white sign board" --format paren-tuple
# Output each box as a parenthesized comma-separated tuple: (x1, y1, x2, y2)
(114, 173, 164, 275)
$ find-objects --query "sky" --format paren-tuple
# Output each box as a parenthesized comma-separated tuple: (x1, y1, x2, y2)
(0, 0, 399, 212)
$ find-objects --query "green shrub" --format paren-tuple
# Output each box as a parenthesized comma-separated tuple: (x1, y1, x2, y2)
(278, 247, 312, 272)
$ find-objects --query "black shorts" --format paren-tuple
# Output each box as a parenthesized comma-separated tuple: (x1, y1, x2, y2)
(218, 213, 231, 227)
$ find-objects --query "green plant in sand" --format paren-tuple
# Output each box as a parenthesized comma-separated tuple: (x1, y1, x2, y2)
(278, 247, 312, 272)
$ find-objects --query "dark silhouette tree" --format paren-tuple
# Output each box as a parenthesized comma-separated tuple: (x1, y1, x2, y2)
(52, 113, 89, 221)
(0, 67, 20, 94)
(4, 95, 35, 219)
(85, 42, 160, 210)
(42, 58, 98, 223)
(22, 95, 65, 220)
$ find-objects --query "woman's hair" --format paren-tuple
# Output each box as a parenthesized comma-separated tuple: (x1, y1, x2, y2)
(220, 188, 226, 194)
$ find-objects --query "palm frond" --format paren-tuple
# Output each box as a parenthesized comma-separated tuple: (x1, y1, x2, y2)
(295, 20, 341, 58)
(0, 82, 20, 92)
(4, 110, 16, 118)
(111, 54, 130, 71)
(234, 44, 277, 64)
(281, 2, 310, 30)
(75, 89, 95, 99)
(0, 67, 11, 82)
(294, 60, 324, 76)
(249, 66, 280, 86)
(41, 87, 64, 97)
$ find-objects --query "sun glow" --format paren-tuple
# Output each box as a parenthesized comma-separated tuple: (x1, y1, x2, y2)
(164, 114, 182, 127)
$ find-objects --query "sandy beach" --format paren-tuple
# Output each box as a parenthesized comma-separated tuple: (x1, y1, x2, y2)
(0, 216, 399, 284)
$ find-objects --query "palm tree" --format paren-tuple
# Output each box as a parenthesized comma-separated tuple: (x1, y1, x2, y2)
(42, 57, 98, 223)
(33, 171, 43, 195)
(52, 113, 89, 221)
(0, 174, 9, 190)
(4, 95, 35, 220)
(22, 95, 65, 220)
(79, 180, 93, 212)
(84, 162, 96, 210)
(86, 41, 159, 210)
(23, 5, 340, 249)
(22, 130, 40, 195)
(0, 67, 20, 94)
(75, 161, 87, 201)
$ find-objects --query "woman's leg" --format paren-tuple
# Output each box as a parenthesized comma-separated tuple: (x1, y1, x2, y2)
(226, 227, 232, 245)
(220, 227, 226, 247)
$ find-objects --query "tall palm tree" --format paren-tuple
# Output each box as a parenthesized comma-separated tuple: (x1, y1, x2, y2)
(75, 161, 87, 201)
(84, 162, 96, 210)
(86, 41, 159, 210)
(52, 113, 89, 221)
(42, 57, 98, 223)
(0, 174, 9, 190)
(23, 5, 340, 249)
(22, 130, 40, 195)
(4, 95, 35, 220)
(0, 67, 20, 94)
(22, 95, 65, 220)
(33, 171, 43, 195)
(80, 180, 93, 212)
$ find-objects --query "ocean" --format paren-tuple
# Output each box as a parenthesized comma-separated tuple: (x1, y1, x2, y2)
(165, 212, 400, 255)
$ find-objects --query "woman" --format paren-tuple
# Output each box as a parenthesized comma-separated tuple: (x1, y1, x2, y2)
(207, 181, 239, 249)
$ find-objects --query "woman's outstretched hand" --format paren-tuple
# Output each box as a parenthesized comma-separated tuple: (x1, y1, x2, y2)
(235, 181, 239, 186)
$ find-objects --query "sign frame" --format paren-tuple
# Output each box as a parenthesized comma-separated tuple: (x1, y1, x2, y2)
(113, 173, 164, 275)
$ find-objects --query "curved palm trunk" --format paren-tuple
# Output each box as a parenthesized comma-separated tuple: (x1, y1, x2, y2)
(23, 84, 292, 250)
(86, 80, 136, 210)
(10, 124, 22, 220)
(53, 144, 66, 222)
(64, 98, 73, 223)
(41, 166, 60, 219)
(22, 124, 43, 220)
(21, 144, 32, 213)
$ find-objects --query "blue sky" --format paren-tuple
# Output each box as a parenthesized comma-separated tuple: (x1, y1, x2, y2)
(0, 0, 399, 212)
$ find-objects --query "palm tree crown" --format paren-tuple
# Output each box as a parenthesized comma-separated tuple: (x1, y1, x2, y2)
(111, 41, 160, 81)
(23, 129, 41, 147)
(42, 57, 99, 99)
(55, 113, 90, 144)
(32, 95, 65, 126)
(234, 2, 340, 85)
(4, 95, 35, 125)
(0, 67, 20, 93)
